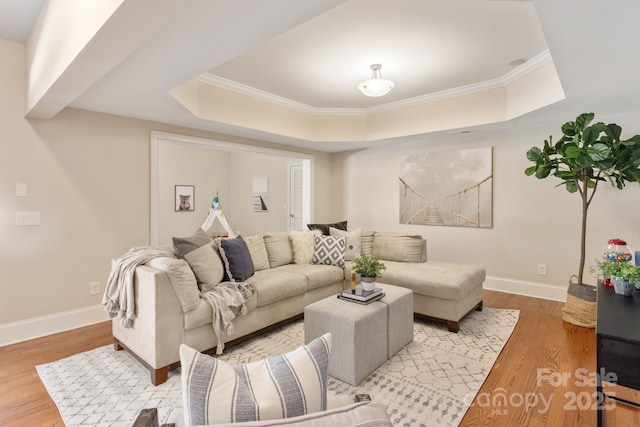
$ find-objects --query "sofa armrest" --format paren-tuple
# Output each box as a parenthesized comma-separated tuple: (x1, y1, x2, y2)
(112, 265, 185, 371)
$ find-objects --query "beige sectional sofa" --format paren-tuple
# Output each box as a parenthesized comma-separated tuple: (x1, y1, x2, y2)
(111, 228, 485, 386)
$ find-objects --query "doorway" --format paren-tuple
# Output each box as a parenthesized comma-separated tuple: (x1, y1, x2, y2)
(288, 160, 311, 231)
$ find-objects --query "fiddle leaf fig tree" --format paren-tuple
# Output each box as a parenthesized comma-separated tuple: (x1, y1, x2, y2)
(525, 113, 640, 285)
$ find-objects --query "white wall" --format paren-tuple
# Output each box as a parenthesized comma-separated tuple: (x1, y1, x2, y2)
(335, 118, 640, 297)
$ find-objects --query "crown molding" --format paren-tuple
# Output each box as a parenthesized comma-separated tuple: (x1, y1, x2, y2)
(197, 49, 552, 116)
(197, 74, 365, 116)
(501, 49, 552, 85)
(367, 50, 553, 114)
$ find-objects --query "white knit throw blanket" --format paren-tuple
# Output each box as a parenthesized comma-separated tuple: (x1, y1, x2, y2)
(201, 280, 256, 355)
(102, 247, 174, 327)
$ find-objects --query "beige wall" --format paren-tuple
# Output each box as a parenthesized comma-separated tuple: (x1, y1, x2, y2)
(336, 120, 640, 290)
(228, 151, 299, 236)
(157, 142, 231, 245)
(4, 31, 640, 341)
(0, 40, 333, 337)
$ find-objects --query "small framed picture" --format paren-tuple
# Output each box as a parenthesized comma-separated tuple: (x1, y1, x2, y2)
(252, 176, 269, 212)
(175, 185, 195, 212)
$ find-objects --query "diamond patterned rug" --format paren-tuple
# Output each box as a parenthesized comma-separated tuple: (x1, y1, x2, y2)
(37, 307, 518, 426)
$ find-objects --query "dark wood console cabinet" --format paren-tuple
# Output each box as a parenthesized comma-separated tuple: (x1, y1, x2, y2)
(596, 285, 640, 426)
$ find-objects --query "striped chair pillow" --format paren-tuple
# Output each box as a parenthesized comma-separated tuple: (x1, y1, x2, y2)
(180, 334, 332, 425)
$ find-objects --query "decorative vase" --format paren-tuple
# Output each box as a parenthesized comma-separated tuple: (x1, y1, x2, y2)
(612, 276, 634, 296)
(360, 276, 376, 291)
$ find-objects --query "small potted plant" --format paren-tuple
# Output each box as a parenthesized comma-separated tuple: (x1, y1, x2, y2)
(589, 259, 622, 287)
(615, 263, 640, 295)
(592, 260, 640, 296)
(352, 254, 387, 291)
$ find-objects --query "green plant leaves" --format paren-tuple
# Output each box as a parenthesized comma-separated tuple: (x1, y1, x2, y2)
(587, 143, 610, 160)
(523, 112, 640, 285)
(535, 165, 552, 179)
(565, 145, 581, 158)
(561, 122, 577, 136)
(575, 112, 594, 130)
(565, 181, 578, 193)
(526, 146, 543, 162)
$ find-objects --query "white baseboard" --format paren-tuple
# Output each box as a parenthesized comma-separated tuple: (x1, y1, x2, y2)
(484, 276, 567, 302)
(0, 305, 109, 347)
(0, 278, 565, 347)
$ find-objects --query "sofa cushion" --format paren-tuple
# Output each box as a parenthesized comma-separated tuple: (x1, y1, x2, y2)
(172, 228, 210, 258)
(217, 235, 255, 282)
(380, 260, 485, 300)
(244, 235, 270, 271)
(290, 230, 320, 264)
(311, 235, 346, 268)
(146, 257, 200, 313)
(185, 293, 257, 331)
(264, 233, 294, 267)
(173, 228, 224, 287)
(179, 334, 331, 425)
(307, 220, 347, 236)
(252, 269, 308, 307)
(329, 227, 362, 261)
(373, 233, 425, 263)
(183, 244, 225, 288)
(360, 230, 375, 256)
(277, 264, 344, 291)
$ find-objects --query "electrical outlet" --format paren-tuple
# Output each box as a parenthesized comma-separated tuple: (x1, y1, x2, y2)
(537, 264, 547, 276)
(90, 281, 100, 295)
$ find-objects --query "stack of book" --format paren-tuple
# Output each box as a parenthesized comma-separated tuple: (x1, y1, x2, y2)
(338, 285, 385, 304)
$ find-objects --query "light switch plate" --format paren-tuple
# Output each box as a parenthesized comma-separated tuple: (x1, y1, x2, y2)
(16, 183, 27, 197)
(16, 211, 40, 226)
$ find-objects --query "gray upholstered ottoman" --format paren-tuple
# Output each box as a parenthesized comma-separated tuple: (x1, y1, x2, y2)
(377, 283, 413, 358)
(304, 296, 388, 386)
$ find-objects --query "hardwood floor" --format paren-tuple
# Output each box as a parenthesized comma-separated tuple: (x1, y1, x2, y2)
(0, 322, 113, 427)
(0, 289, 637, 426)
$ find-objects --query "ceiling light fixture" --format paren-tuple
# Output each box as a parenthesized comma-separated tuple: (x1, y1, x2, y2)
(357, 64, 395, 97)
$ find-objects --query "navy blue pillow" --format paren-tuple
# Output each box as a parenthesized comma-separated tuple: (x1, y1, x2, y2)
(218, 236, 255, 282)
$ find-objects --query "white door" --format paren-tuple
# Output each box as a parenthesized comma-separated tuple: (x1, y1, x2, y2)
(289, 164, 303, 230)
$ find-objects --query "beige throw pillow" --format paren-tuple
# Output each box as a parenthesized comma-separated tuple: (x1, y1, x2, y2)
(243, 235, 270, 271)
(290, 230, 320, 264)
(184, 244, 225, 286)
(329, 227, 362, 261)
(263, 233, 294, 268)
(372, 233, 425, 263)
(173, 228, 225, 288)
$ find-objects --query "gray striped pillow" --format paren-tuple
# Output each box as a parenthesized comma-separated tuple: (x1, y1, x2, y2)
(180, 333, 332, 425)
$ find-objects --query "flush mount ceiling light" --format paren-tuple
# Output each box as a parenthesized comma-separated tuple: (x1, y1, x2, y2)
(357, 64, 395, 97)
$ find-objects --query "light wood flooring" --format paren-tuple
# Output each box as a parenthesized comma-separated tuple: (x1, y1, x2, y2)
(0, 289, 638, 426)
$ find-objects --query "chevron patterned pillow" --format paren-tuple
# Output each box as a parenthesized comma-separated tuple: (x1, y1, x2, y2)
(311, 235, 346, 268)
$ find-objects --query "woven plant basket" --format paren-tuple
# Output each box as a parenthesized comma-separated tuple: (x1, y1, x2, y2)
(562, 276, 596, 328)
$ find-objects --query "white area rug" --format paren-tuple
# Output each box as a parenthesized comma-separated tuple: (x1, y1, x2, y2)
(37, 307, 518, 427)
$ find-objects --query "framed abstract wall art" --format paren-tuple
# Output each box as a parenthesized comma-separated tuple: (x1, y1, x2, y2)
(399, 147, 493, 228)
